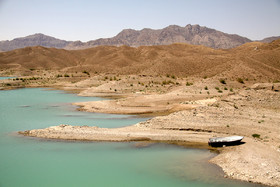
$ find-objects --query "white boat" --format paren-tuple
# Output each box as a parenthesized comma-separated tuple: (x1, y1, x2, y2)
(208, 136, 244, 147)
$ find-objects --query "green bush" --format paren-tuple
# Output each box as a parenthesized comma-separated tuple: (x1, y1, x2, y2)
(219, 79, 226, 84)
(252, 134, 261, 138)
(237, 78, 244, 84)
(83, 70, 90, 75)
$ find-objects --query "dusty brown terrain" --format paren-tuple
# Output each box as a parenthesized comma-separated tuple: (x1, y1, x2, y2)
(1, 39, 280, 80)
(1, 41, 280, 186)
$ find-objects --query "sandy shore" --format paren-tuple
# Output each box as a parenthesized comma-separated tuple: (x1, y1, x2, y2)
(18, 82, 280, 187)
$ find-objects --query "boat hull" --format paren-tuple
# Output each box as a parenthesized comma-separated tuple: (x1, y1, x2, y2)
(208, 136, 243, 147)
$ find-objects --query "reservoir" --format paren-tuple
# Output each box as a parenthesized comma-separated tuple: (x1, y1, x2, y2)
(0, 77, 16, 80)
(0, 88, 264, 187)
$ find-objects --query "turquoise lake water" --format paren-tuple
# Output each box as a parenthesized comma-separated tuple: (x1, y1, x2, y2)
(0, 88, 264, 187)
(0, 77, 16, 80)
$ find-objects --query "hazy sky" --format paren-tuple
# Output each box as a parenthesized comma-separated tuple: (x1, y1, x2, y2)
(0, 0, 280, 41)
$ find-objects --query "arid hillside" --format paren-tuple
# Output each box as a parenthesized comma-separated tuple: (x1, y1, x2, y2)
(66, 24, 251, 49)
(0, 40, 280, 80)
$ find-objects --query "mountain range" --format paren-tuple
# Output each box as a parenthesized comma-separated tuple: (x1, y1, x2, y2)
(0, 24, 279, 51)
(1, 39, 280, 80)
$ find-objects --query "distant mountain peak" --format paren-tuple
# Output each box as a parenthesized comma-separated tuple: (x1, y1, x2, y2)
(0, 24, 279, 51)
(0, 33, 71, 51)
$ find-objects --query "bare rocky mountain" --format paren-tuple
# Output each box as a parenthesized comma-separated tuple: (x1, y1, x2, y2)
(65, 24, 252, 49)
(0, 33, 71, 51)
(1, 24, 278, 51)
(258, 36, 280, 43)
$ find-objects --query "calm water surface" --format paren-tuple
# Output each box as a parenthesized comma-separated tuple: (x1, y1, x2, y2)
(0, 88, 264, 187)
(0, 77, 16, 80)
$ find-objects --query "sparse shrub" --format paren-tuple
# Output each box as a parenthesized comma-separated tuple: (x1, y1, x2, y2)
(215, 87, 220, 90)
(167, 80, 174, 84)
(56, 74, 63, 78)
(83, 70, 90, 76)
(218, 90, 223, 93)
(171, 75, 176, 79)
(252, 134, 261, 138)
(166, 74, 170, 78)
(29, 77, 39, 80)
(230, 88, 233, 92)
(219, 79, 226, 84)
(258, 120, 265, 123)
(237, 78, 244, 84)
(162, 80, 174, 85)
(203, 76, 208, 79)
(224, 87, 228, 90)
(5, 83, 11, 86)
(64, 74, 70, 77)
(130, 84, 133, 87)
(212, 103, 220, 107)
(204, 86, 208, 90)
(186, 82, 193, 86)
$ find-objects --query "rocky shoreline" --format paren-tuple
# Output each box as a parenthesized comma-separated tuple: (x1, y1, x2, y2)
(18, 84, 280, 187)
